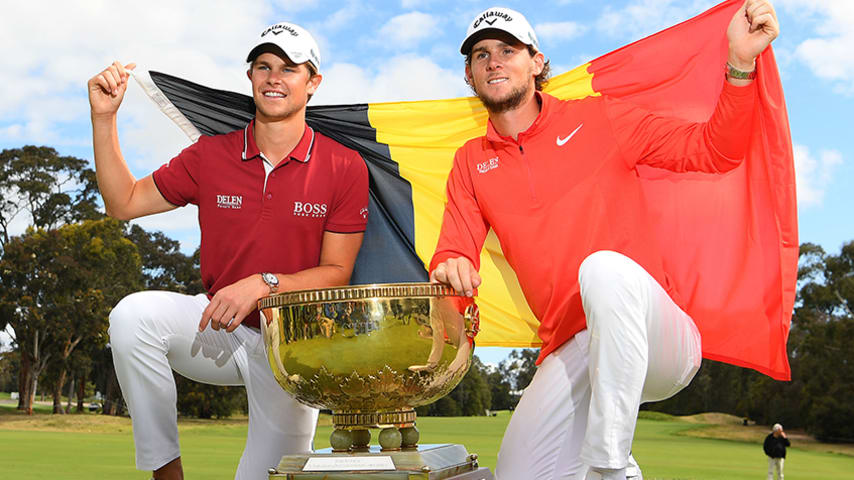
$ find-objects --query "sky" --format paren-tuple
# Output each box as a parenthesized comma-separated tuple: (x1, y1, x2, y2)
(2, 0, 853, 365)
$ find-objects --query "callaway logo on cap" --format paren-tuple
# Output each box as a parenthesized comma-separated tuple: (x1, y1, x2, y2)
(247, 21, 321, 72)
(460, 7, 539, 55)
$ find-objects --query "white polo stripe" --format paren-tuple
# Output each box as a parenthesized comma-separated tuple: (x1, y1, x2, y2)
(242, 124, 250, 160)
(130, 70, 201, 143)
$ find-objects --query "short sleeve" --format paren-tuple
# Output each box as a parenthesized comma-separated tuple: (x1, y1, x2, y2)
(325, 150, 369, 233)
(151, 138, 203, 207)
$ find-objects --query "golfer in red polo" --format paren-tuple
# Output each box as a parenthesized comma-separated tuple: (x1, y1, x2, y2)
(430, 2, 779, 479)
(88, 22, 369, 480)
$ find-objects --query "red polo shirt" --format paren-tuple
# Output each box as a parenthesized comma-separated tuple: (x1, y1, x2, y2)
(153, 121, 369, 327)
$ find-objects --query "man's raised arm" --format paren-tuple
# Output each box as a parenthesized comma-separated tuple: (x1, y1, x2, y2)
(88, 61, 176, 220)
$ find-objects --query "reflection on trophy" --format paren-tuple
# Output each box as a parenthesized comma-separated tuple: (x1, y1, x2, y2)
(258, 282, 493, 479)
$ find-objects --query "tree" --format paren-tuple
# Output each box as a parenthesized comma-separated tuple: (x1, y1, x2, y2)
(502, 348, 538, 392)
(449, 356, 492, 416)
(0, 350, 19, 392)
(417, 356, 493, 417)
(1, 230, 63, 413)
(790, 242, 854, 441)
(175, 377, 247, 419)
(125, 225, 203, 294)
(0, 146, 100, 411)
(0, 218, 141, 414)
(485, 364, 515, 411)
(0, 146, 99, 250)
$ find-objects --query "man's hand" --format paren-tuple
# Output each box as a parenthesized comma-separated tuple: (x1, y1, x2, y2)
(88, 61, 136, 117)
(727, 0, 780, 71)
(430, 257, 481, 297)
(199, 274, 269, 332)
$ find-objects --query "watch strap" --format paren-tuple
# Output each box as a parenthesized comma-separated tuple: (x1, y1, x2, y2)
(726, 62, 757, 80)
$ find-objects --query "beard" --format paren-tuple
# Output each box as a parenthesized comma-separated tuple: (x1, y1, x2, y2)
(473, 80, 532, 114)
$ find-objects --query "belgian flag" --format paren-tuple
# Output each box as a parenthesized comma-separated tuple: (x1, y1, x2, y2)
(135, 0, 796, 380)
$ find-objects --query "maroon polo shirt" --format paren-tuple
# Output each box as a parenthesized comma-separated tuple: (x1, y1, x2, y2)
(152, 121, 369, 328)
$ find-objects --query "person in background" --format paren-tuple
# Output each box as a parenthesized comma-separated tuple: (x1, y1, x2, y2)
(764, 423, 790, 480)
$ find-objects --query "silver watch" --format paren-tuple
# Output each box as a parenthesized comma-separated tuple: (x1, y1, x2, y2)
(261, 272, 279, 294)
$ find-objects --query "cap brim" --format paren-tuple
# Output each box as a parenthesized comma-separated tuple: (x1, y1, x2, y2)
(459, 28, 533, 55)
(246, 43, 318, 72)
(247, 43, 289, 63)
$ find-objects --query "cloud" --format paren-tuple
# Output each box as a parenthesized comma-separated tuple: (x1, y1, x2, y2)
(776, 0, 854, 94)
(378, 12, 439, 50)
(535, 22, 588, 44)
(0, 0, 273, 249)
(312, 55, 469, 105)
(793, 144, 843, 207)
(272, 0, 318, 12)
(595, 0, 715, 41)
(0, 0, 268, 168)
(401, 0, 429, 8)
(320, 0, 363, 31)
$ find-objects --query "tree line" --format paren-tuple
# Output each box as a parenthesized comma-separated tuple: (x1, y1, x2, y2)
(0, 146, 243, 417)
(2, 145, 852, 442)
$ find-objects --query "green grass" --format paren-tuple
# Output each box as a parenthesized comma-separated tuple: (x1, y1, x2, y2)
(0, 397, 54, 414)
(2, 408, 853, 479)
(631, 418, 854, 479)
(1, 423, 246, 478)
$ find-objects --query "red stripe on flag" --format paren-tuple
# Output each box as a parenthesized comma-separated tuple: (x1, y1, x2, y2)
(588, 0, 796, 380)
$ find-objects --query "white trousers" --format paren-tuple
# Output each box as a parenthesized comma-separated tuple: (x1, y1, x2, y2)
(109, 291, 318, 480)
(496, 251, 702, 480)
(767, 457, 784, 480)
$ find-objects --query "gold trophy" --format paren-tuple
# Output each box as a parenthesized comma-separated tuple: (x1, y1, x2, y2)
(259, 283, 493, 479)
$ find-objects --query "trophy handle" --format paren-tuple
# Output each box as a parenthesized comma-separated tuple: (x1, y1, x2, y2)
(464, 303, 480, 340)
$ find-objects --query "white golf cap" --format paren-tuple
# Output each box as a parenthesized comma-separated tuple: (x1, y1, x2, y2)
(460, 7, 539, 55)
(246, 22, 321, 72)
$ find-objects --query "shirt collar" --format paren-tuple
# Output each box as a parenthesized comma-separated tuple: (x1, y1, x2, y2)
(485, 91, 555, 145)
(241, 119, 315, 164)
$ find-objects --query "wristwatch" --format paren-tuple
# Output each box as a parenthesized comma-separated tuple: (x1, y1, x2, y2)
(726, 62, 757, 81)
(261, 272, 279, 294)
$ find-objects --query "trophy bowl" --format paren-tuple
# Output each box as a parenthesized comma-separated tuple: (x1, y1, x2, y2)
(258, 282, 479, 452)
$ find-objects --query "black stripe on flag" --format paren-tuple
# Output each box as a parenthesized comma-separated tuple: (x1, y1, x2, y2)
(148, 71, 428, 284)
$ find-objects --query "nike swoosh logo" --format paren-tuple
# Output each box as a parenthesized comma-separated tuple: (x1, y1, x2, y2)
(556, 123, 583, 146)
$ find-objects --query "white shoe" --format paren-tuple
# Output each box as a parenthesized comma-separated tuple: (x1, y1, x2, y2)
(625, 452, 643, 479)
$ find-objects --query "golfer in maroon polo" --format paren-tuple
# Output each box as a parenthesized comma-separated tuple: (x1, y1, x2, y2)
(88, 22, 368, 480)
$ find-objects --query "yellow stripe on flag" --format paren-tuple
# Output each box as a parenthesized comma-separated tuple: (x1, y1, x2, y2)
(367, 65, 597, 348)
(544, 63, 598, 99)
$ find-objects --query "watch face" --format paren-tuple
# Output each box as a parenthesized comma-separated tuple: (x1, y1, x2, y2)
(263, 273, 278, 286)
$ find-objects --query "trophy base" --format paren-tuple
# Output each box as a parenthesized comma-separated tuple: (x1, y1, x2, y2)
(268, 444, 493, 479)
